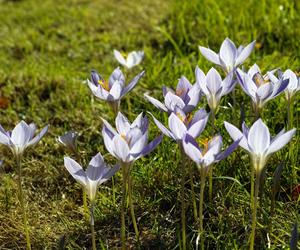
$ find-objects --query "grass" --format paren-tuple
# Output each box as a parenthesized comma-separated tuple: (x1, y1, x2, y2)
(0, 0, 299, 249)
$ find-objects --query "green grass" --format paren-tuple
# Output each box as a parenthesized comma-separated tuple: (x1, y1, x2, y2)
(0, 0, 299, 249)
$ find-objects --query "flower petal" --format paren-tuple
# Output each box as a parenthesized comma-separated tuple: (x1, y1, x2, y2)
(113, 135, 130, 162)
(114, 50, 127, 67)
(234, 40, 256, 66)
(116, 112, 131, 135)
(248, 119, 270, 155)
(121, 71, 145, 97)
(27, 125, 49, 147)
(86, 153, 105, 181)
(144, 94, 168, 112)
(11, 121, 32, 147)
(199, 46, 221, 65)
(149, 113, 175, 140)
(64, 157, 87, 186)
(224, 121, 249, 151)
(219, 38, 237, 69)
(266, 128, 296, 155)
(182, 134, 202, 165)
(169, 112, 187, 140)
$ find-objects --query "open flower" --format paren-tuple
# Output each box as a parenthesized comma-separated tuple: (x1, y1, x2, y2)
(0, 121, 48, 157)
(268, 69, 300, 101)
(236, 64, 289, 110)
(114, 50, 144, 69)
(102, 112, 162, 163)
(196, 67, 235, 112)
(64, 153, 119, 201)
(151, 107, 209, 142)
(144, 74, 201, 114)
(87, 68, 145, 112)
(57, 131, 78, 153)
(199, 38, 256, 73)
(224, 119, 296, 172)
(183, 133, 240, 170)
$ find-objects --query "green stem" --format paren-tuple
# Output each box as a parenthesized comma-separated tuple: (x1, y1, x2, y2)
(188, 164, 198, 221)
(83, 189, 89, 220)
(253, 104, 261, 121)
(127, 166, 140, 246)
(250, 170, 261, 250)
(90, 202, 96, 250)
(179, 146, 186, 250)
(16, 155, 31, 250)
(287, 96, 294, 131)
(250, 159, 255, 209)
(209, 108, 215, 203)
(198, 166, 206, 250)
(120, 163, 128, 250)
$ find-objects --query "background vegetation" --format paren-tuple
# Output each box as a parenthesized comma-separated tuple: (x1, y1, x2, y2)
(0, 0, 299, 249)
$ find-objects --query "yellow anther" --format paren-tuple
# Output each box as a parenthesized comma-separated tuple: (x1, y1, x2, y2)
(253, 73, 268, 87)
(176, 87, 186, 97)
(198, 138, 211, 155)
(98, 79, 110, 91)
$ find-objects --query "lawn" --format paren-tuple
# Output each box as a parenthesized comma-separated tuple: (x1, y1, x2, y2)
(0, 0, 299, 249)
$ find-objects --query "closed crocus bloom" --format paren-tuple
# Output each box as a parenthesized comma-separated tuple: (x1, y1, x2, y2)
(183, 134, 240, 170)
(57, 131, 78, 153)
(224, 119, 296, 172)
(102, 112, 162, 163)
(0, 121, 48, 157)
(236, 64, 289, 111)
(199, 38, 256, 73)
(114, 50, 144, 69)
(144, 74, 201, 114)
(64, 153, 119, 201)
(87, 68, 144, 112)
(151, 107, 209, 142)
(196, 67, 235, 112)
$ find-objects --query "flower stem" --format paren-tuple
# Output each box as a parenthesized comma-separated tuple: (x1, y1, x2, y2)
(121, 163, 128, 250)
(250, 170, 261, 250)
(90, 202, 96, 250)
(250, 159, 255, 209)
(198, 166, 206, 250)
(178, 145, 187, 250)
(209, 108, 215, 203)
(188, 164, 198, 221)
(287, 96, 294, 131)
(127, 166, 140, 246)
(16, 155, 31, 250)
(83, 189, 89, 220)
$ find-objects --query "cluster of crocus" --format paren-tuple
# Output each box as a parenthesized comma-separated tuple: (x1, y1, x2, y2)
(0, 121, 48, 249)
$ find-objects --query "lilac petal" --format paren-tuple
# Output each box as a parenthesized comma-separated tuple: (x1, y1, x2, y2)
(149, 113, 175, 140)
(131, 113, 148, 134)
(126, 127, 143, 148)
(199, 46, 221, 65)
(109, 67, 125, 88)
(0, 129, 11, 146)
(164, 92, 185, 111)
(236, 68, 257, 98)
(248, 64, 261, 79)
(182, 134, 202, 164)
(99, 164, 120, 184)
(266, 71, 279, 84)
(221, 71, 236, 95)
(219, 38, 237, 69)
(64, 157, 87, 186)
(101, 118, 117, 138)
(215, 138, 241, 161)
(162, 86, 174, 97)
(169, 112, 187, 140)
(272, 79, 289, 97)
(87, 80, 106, 99)
(11, 121, 32, 147)
(144, 94, 168, 112)
(184, 84, 201, 113)
(187, 114, 209, 138)
(116, 112, 131, 135)
(90, 70, 103, 86)
(271, 128, 285, 143)
(256, 83, 273, 101)
(113, 135, 130, 162)
(266, 128, 296, 155)
(126, 51, 144, 68)
(224, 121, 249, 151)
(248, 119, 270, 155)
(27, 125, 49, 147)
(206, 67, 222, 95)
(86, 153, 105, 181)
(102, 127, 117, 157)
(234, 40, 256, 66)
(121, 71, 145, 97)
(141, 134, 162, 157)
(203, 136, 222, 162)
(113, 50, 127, 67)
(130, 132, 147, 155)
(28, 123, 37, 139)
(283, 69, 298, 90)
(176, 76, 192, 98)
(109, 80, 123, 100)
(195, 66, 209, 96)
(242, 122, 249, 138)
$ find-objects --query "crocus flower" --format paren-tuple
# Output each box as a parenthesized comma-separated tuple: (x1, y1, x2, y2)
(0, 121, 48, 157)
(224, 119, 296, 172)
(183, 133, 240, 171)
(196, 67, 235, 112)
(144, 74, 201, 114)
(268, 69, 300, 101)
(102, 112, 162, 163)
(64, 153, 119, 201)
(151, 107, 209, 142)
(199, 38, 256, 73)
(87, 67, 145, 112)
(236, 64, 289, 111)
(57, 131, 78, 153)
(114, 50, 144, 69)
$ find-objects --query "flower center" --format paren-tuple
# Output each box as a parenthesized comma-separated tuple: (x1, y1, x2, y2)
(199, 137, 211, 155)
(98, 79, 110, 91)
(252, 73, 268, 87)
(121, 133, 131, 145)
(175, 87, 186, 97)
